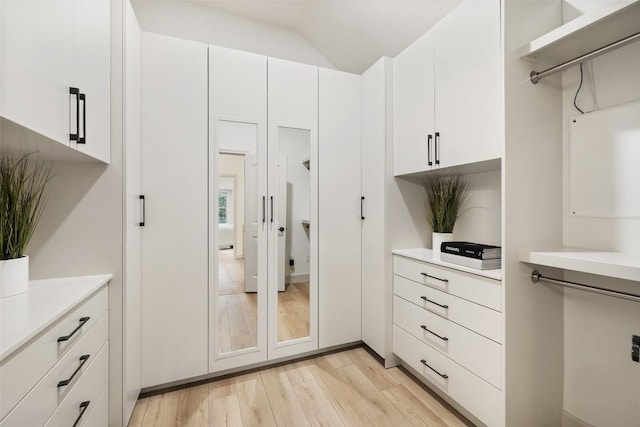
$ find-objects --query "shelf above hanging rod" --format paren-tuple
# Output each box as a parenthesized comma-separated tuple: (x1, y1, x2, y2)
(529, 31, 640, 84)
(531, 270, 640, 303)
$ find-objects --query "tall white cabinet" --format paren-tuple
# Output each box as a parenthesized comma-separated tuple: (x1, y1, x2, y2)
(140, 32, 209, 388)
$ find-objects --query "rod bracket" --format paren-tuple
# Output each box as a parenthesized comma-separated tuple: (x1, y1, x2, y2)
(531, 269, 541, 283)
(530, 71, 540, 85)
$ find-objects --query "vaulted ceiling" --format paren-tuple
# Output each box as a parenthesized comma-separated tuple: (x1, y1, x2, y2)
(188, 0, 461, 73)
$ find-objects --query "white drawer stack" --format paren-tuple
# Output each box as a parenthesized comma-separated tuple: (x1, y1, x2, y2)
(392, 251, 503, 426)
(0, 276, 111, 427)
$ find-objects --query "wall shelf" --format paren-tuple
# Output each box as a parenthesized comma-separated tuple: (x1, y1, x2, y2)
(519, 248, 640, 282)
(519, 0, 640, 65)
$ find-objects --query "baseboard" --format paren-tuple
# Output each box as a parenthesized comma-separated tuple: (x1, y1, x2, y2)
(285, 272, 309, 284)
(562, 410, 594, 427)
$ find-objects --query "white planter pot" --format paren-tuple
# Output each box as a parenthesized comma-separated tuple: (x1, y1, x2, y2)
(432, 232, 453, 253)
(0, 256, 29, 298)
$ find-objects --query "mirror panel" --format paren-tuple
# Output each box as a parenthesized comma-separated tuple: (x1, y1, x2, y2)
(275, 127, 311, 343)
(216, 120, 259, 355)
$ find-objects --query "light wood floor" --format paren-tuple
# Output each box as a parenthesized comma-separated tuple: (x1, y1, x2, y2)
(129, 346, 471, 427)
(218, 250, 310, 353)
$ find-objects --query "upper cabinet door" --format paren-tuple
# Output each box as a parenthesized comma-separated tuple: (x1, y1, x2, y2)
(393, 31, 436, 176)
(434, 0, 501, 168)
(73, 0, 111, 163)
(1, 0, 74, 146)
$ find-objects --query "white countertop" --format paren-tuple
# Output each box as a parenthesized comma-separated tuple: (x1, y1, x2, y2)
(393, 248, 502, 281)
(0, 275, 112, 361)
(519, 248, 640, 282)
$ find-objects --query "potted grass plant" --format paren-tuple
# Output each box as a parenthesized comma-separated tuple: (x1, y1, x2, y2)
(425, 174, 469, 253)
(0, 153, 52, 297)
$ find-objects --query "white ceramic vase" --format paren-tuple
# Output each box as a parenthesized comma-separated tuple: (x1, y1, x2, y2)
(432, 232, 453, 254)
(0, 256, 29, 298)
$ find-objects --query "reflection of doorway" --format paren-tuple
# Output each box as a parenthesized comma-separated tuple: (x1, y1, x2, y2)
(244, 155, 258, 292)
(218, 176, 235, 250)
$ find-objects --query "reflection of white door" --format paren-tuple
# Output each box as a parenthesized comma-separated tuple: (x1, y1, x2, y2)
(244, 155, 258, 292)
(277, 154, 287, 292)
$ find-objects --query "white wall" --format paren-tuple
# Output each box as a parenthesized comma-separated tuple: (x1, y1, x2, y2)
(560, 2, 640, 423)
(131, 0, 334, 69)
(278, 127, 311, 280)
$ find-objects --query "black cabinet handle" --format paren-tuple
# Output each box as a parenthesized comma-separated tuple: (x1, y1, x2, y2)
(420, 325, 449, 341)
(270, 196, 274, 223)
(434, 132, 440, 165)
(420, 296, 448, 309)
(72, 401, 91, 427)
(420, 272, 448, 283)
(78, 93, 86, 144)
(427, 134, 433, 166)
(57, 355, 90, 387)
(139, 195, 145, 226)
(69, 87, 80, 142)
(57, 317, 90, 342)
(361, 196, 365, 220)
(420, 359, 448, 379)
(262, 196, 266, 224)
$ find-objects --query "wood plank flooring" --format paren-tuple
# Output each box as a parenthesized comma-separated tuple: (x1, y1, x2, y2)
(129, 347, 471, 427)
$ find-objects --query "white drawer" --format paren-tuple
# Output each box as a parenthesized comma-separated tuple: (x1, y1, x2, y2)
(80, 386, 108, 427)
(394, 255, 501, 311)
(0, 286, 108, 420)
(0, 313, 108, 427)
(394, 275, 501, 343)
(44, 341, 109, 427)
(393, 296, 501, 389)
(393, 325, 503, 427)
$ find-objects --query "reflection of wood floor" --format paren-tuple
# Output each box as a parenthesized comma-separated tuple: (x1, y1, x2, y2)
(218, 250, 310, 354)
(129, 346, 471, 427)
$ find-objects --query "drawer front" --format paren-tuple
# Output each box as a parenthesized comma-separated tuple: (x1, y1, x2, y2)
(80, 387, 108, 427)
(393, 296, 501, 388)
(394, 255, 501, 311)
(44, 341, 109, 427)
(0, 313, 108, 427)
(0, 286, 108, 420)
(393, 325, 503, 427)
(394, 275, 501, 343)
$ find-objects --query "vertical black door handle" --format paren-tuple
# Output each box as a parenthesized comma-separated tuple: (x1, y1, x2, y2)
(270, 196, 274, 223)
(361, 196, 365, 220)
(427, 134, 433, 166)
(78, 93, 86, 144)
(435, 132, 440, 165)
(139, 195, 145, 226)
(69, 87, 80, 142)
(262, 196, 266, 224)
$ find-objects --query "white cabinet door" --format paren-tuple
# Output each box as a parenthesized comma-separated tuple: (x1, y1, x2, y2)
(267, 57, 319, 360)
(318, 68, 362, 348)
(1, 0, 74, 146)
(73, 0, 111, 163)
(140, 32, 208, 388)
(393, 31, 436, 176)
(434, 0, 501, 168)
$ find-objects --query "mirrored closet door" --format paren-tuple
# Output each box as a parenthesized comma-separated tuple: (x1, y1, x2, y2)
(209, 47, 268, 372)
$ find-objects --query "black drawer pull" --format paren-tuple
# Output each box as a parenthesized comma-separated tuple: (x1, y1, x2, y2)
(420, 324, 448, 341)
(420, 272, 448, 283)
(420, 359, 448, 379)
(420, 296, 448, 309)
(72, 401, 90, 427)
(57, 317, 90, 342)
(57, 355, 90, 387)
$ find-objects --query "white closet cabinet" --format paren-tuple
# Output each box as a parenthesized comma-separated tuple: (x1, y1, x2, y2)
(433, 0, 501, 169)
(140, 32, 208, 388)
(318, 68, 362, 348)
(393, 0, 501, 175)
(267, 57, 319, 360)
(0, 0, 111, 163)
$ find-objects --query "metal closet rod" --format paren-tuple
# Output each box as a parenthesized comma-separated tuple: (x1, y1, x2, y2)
(529, 31, 640, 84)
(531, 270, 640, 303)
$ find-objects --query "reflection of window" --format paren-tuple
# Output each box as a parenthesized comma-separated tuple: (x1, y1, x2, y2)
(218, 190, 231, 224)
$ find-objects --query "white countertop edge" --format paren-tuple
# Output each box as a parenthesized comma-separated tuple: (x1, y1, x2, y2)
(0, 274, 112, 361)
(392, 248, 502, 281)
